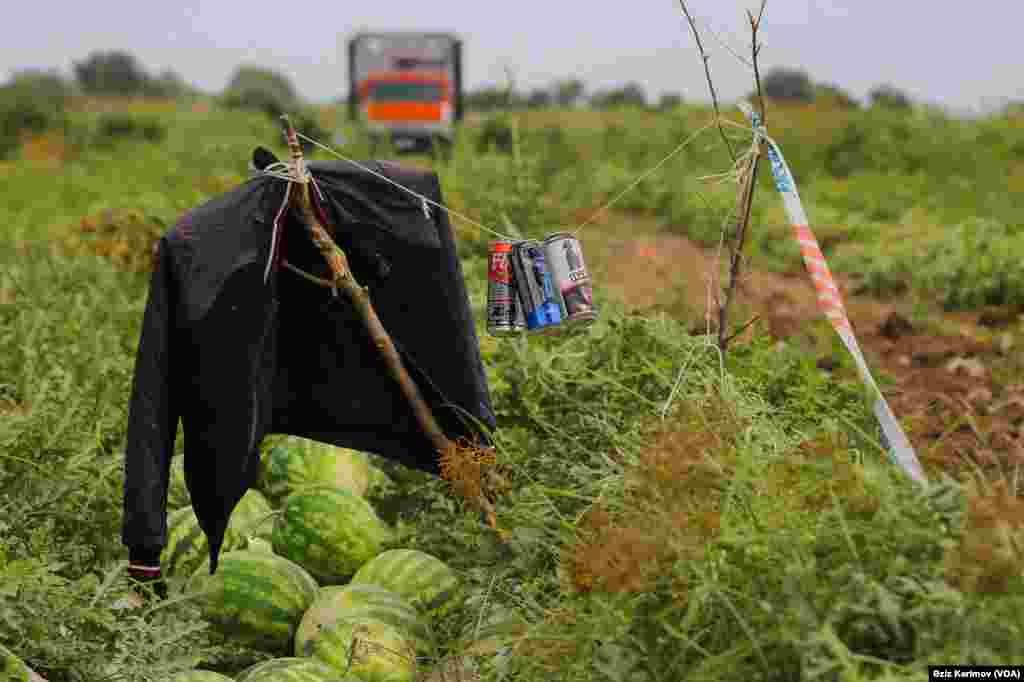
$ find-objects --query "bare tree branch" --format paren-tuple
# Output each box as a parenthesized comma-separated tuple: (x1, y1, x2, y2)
(677, 0, 738, 163)
(750, 0, 768, 124)
(710, 1, 769, 352)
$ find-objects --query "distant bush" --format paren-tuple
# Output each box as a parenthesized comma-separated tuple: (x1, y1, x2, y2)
(221, 66, 298, 118)
(762, 67, 815, 103)
(476, 115, 514, 154)
(74, 51, 150, 96)
(815, 82, 860, 109)
(869, 84, 913, 111)
(591, 82, 647, 109)
(220, 66, 325, 152)
(0, 71, 71, 158)
(526, 89, 553, 108)
(93, 113, 167, 146)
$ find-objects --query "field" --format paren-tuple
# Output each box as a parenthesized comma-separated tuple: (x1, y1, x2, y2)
(1, 96, 1023, 680)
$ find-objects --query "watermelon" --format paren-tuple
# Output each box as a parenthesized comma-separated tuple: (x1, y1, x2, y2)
(349, 549, 459, 614)
(235, 657, 356, 682)
(161, 506, 214, 578)
(260, 437, 373, 502)
(271, 486, 394, 584)
(295, 584, 432, 657)
(165, 672, 234, 682)
(161, 490, 272, 578)
(168, 456, 190, 508)
(230, 488, 275, 541)
(246, 536, 274, 553)
(308, 617, 418, 682)
(186, 550, 319, 652)
(0, 644, 33, 682)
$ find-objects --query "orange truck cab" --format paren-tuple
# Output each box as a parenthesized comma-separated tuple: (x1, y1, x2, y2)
(348, 33, 463, 153)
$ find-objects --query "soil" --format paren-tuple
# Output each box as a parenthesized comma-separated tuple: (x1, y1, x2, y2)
(579, 211, 1024, 480)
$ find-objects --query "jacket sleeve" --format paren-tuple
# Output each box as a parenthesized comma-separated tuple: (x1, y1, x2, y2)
(122, 235, 182, 560)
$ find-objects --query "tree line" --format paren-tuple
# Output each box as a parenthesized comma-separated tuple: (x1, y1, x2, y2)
(468, 70, 920, 112)
(4, 50, 922, 112)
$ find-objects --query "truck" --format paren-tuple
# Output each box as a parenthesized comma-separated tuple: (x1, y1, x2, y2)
(347, 32, 464, 153)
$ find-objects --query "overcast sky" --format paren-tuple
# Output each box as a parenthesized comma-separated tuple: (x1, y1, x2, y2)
(5, 1, 1021, 113)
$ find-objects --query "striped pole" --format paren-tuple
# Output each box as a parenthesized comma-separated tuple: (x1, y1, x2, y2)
(744, 106, 927, 486)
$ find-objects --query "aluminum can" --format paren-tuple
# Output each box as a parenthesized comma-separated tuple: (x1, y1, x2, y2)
(487, 240, 523, 336)
(511, 240, 562, 333)
(543, 231, 598, 327)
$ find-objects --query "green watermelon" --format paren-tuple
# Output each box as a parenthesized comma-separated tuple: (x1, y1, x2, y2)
(0, 644, 33, 682)
(161, 506, 213, 578)
(168, 456, 190, 508)
(235, 657, 356, 682)
(349, 549, 459, 614)
(308, 616, 418, 682)
(246, 536, 274, 553)
(295, 584, 432, 657)
(271, 486, 394, 584)
(259, 437, 373, 502)
(161, 490, 272, 578)
(186, 550, 319, 652)
(165, 672, 234, 682)
(230, 489, 275, 541)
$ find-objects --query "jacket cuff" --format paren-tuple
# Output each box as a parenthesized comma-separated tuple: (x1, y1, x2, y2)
(129, 546, 162, 567)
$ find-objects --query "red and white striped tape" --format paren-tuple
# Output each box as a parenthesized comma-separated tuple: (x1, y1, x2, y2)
(743, 106, 927, 485)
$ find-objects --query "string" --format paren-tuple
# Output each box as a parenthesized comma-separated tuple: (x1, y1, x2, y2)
(570, 120, 717, 236)
(295, 132, 520, 241)
(296, 123, 717, 244)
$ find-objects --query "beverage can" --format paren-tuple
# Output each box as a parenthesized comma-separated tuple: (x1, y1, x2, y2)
(543, 231, 597, 327)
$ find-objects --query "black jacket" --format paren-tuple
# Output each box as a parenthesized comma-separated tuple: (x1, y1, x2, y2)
(122, 157, 494, 573)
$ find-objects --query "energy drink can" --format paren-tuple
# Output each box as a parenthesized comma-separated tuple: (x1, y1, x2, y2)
(487, 240, 523, 336)
(511, 240, 562, 334)
(544, 232, 598, 327)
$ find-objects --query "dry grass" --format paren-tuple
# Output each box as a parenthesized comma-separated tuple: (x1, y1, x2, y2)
(564, 391, 743, 597)
(944, 478, 1024, 594)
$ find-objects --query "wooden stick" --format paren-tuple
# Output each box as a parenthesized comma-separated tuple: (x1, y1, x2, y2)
(277, 116, 499, 527)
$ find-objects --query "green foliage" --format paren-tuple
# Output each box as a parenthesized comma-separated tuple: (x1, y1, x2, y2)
(73, 51, 149, 96)
(1, 100, 1022, 681)
(0, 74, 70, 158)
(839, 218, 1024, 309)
(221, 66, 298, 117)
(591, 82, 648, 110)
(869, 84, 913, 111)
(219, 66, 325, 153)
(762, 67, 815, 103)
(94, 113, 168, 146)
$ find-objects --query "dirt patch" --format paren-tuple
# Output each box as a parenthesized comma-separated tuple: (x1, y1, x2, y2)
(583, 213, 1023, 480)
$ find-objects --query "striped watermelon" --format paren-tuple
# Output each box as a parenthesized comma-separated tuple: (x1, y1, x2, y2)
(308, 617, 418, 682)
(161, 490, 273, 578)
(260, 437, 373, 503)
(271, 486, 394, 584)
(350, 550, 460, 614)
(0, 644, 32, 682)
(168, 456, 190, 508)
(186, 550, 319, 652)
(235, 657, 356, 682)
(161, 507, 216, 578)
(165, 672, 234, 682)
(295, 584, 432, 657)
(230, 488, 275, 541)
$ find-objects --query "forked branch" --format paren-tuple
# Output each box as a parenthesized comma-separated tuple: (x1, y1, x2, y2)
(677, 0, 769, 352)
